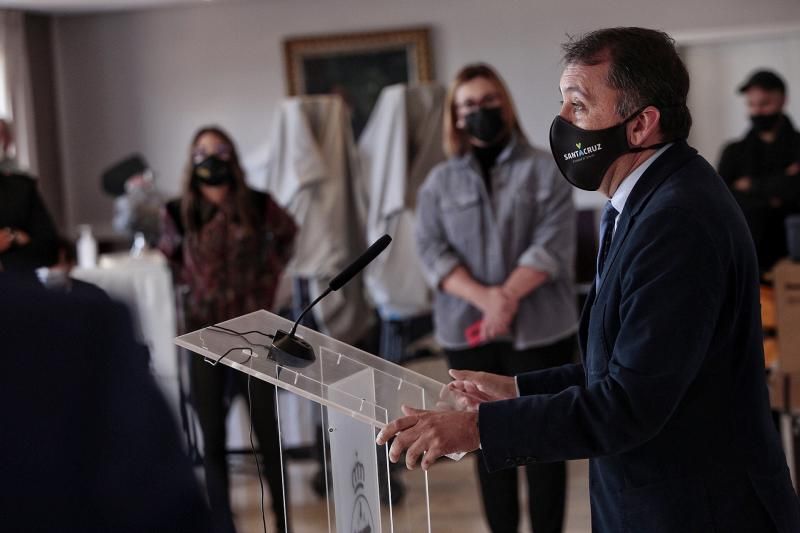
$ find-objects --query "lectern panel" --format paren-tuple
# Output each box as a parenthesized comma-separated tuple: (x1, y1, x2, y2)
(175, 309, 461, 532)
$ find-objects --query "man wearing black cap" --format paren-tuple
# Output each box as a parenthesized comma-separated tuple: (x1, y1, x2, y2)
(718, 69, 800, 273)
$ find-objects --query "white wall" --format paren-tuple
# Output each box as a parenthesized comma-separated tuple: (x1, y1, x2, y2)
(51, 0, 800, 229)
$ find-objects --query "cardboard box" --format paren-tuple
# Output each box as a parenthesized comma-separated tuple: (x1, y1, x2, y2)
(762, 285, 777, 329)
(768, 371, 800, 412)
(773, 259, 800, 373)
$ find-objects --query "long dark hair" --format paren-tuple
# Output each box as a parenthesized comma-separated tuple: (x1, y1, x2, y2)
(179, 126, 258, 234)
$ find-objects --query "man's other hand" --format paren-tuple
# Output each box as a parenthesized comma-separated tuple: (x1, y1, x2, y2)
(447, 369, 517, 411)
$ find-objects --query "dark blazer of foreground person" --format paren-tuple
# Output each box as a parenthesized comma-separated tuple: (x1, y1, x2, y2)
(481, 140, 800, 532)
(0, 273, 213, 532)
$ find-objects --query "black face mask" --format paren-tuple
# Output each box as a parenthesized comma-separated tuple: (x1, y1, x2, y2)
(548, 107, 669, 191)
(750, 112, 782, 133)
(465, 106, 506, 144)
(192, 156, 234, 187)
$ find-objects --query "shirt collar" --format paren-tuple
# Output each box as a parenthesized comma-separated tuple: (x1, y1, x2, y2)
(610, 143, 672, 216)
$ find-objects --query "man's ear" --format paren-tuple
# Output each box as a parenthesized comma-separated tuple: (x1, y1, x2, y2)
(628, 105, 662, 146)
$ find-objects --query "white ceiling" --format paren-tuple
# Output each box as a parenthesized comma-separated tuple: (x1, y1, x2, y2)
(0, 0, 242, 14)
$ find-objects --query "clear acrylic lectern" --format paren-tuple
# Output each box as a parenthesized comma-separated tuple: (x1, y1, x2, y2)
(176, 309, 462, 533)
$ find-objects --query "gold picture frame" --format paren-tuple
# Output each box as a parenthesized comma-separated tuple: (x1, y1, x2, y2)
(283, 27, 433, 136)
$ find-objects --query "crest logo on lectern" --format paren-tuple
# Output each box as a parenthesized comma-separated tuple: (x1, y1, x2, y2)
(350, 453, 375, 533)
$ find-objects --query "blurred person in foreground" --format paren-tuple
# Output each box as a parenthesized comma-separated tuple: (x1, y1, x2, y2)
(0, 271, 213, 532)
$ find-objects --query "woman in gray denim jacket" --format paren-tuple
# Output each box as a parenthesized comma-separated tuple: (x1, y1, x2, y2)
(415, 64, 578, 533)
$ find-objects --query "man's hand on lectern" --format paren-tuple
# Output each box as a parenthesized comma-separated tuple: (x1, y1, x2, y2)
(376, 406, 480, 471)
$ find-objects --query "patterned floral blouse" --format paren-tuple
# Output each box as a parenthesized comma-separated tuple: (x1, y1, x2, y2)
(159, 190, 296, 332)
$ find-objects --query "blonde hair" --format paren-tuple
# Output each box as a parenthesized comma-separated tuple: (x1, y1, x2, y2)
(443, 63, 527, 157)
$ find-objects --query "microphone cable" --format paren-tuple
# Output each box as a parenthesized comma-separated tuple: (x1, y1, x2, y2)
(204, 324, 272, 532)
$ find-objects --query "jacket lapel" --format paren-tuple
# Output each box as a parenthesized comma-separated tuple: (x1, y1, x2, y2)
(578, 282, 596, 365)
(594, 141, 698, 297)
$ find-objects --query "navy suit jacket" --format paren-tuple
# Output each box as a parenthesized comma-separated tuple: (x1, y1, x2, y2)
(479, 141, 800, 532)
(0, 273, 213, 532)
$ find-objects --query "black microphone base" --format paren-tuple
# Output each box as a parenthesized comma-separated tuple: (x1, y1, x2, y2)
(269, 329, 316, 368)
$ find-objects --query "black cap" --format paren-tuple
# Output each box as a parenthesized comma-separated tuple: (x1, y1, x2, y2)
(738, 70, 786, 94)
(101, 154, 148, 197)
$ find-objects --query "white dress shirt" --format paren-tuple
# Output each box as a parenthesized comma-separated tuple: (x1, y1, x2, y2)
(609, 143, 673, 234)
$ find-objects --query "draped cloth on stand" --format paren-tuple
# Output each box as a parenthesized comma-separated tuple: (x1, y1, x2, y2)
(259, 95, 372, 344)
(0, 11, 36, 174)
(358, 83, 446, 320)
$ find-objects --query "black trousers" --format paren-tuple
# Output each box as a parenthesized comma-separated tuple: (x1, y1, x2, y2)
(445, 336, 575, 533)
(190, 355, 289, 533)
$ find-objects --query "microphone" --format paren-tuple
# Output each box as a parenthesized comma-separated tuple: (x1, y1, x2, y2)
(269, 234, 392, 368)
(329, 233, 392, 291)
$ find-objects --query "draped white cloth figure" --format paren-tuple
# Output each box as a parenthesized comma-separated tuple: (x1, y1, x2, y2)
(358, 83, 446, 319)
(0, 11, 36, 174)
(259, 95, 372, 344)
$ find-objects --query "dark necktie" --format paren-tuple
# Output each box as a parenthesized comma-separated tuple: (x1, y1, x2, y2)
(596, 201, 619, 284)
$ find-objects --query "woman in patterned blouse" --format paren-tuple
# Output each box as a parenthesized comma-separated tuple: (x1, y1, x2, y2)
(160, 126, 296, 533)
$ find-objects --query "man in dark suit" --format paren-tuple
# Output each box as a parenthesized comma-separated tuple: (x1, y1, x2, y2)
(377, 27, 800, 532)
(0, 170, 58, 272)
(0, 272, 214, 532)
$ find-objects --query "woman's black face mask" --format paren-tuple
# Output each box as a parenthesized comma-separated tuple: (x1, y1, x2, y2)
(192, 156, 234, 187)
(464, 106, 507, 145)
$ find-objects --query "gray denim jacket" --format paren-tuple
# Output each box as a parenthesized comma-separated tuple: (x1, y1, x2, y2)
(415, 135, 578, 350)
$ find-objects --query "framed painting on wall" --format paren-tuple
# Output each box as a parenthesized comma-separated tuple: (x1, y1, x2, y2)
(283, 27, 434, 138)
